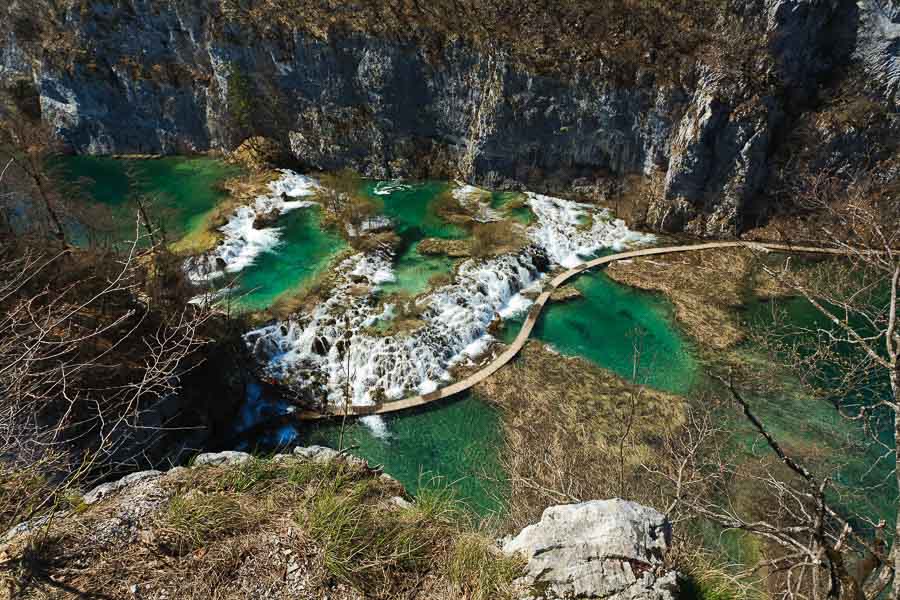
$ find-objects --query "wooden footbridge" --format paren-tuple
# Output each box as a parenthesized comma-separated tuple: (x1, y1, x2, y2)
(295, 241, 850, 420)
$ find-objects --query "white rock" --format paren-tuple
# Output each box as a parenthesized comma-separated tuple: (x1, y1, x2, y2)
(293, 445, 339, 463)
(390, 496, 412, 509)
(503, 499, 679, 600)
(193, 451, 252, 467)
(83, 470, 163, 505)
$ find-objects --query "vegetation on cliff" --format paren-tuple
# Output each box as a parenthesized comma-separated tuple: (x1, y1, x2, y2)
(2, 453, 523, 599)
(0, 93, 248, 538)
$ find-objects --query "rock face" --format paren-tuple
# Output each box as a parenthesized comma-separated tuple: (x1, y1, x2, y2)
(0, 0, 895, 234)
(503, 499, 678, 600)
(856, 0, 900, 99)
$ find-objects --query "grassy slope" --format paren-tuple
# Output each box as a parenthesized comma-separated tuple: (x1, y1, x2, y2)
(3, 455, 522, 600)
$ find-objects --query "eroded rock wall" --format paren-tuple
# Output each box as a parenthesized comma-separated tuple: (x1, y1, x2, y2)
(1, 0, 896, 235)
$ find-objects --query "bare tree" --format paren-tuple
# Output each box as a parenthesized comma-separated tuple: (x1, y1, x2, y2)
(0, 99, 216, 536)
(659, 174, 899, 599)
(0, 98, 70, 247)
(0, 225, 212, 521)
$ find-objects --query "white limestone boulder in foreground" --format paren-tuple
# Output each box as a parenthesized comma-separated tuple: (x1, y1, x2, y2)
(503, 499, 679, 600)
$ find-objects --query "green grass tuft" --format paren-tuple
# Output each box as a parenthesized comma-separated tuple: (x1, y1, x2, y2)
(158, 492, 253, 554)
(675, 547, 763, 600)
(446, 532, 523, 600)
(303, 485, 432, 592)
(406, 476, 464, 525)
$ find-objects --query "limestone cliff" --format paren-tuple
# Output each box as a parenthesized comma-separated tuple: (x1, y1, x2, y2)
(1, 0, 898, 235)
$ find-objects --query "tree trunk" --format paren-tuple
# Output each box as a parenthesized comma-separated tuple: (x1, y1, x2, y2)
(33, 172, 67, 247)
(892, 369, 899, 600)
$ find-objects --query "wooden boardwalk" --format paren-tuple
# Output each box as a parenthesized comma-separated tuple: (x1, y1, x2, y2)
(296, 241, 849, 420)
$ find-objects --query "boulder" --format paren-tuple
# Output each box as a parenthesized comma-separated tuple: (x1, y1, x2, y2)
(83, 470, 164, 505)
(194, 450, 252, 467)
(253, 210, 280, 229)
(503, 499, 679, 600)
(230, 136, 284, 170)
(293, 445, 340, 463)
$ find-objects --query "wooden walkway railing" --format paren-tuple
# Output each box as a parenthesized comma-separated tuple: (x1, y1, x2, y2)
(295, 241, 849, 420)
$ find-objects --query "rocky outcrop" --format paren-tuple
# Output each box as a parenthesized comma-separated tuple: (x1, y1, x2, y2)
(1, 0, 894, 234)
(503, 499, 679, 600)
(856, 0, 900, 101)
(650, 77, 778, 235)
(3, 448, 376, 543)
(4, 448, 683, 600)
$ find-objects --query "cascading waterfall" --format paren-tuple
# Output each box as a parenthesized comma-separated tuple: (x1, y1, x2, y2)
(243, 177, 654, 427)
(244, 249, 544, 407)
(526, 192, 649, 268)
(184, 170, 320, 284)
(453, 184, 503, 223)
(186, 169, 654, 437)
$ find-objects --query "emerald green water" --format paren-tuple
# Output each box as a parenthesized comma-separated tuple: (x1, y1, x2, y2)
(366, 181, 467, 241)
(62, 161, 708, 517)
(301, 394, 507, 515)
(58, 156, 240, 242)
(225, 207, 345, 311)
(60, 156, 346, 312)
(379, 241, 458, 297)
(501, 271, 697, 394)
(490, 191, 535, 224)
(364, 181, 466, 297)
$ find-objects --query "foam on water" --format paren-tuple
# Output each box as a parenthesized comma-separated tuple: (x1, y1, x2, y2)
(246, 250, 543, 407)
(373, 181, 412, 196)
(351, 253, 396, 285)
(526, 192, 652, 268)
(185, 170, 319, 283)
(244, 186, 653, 411)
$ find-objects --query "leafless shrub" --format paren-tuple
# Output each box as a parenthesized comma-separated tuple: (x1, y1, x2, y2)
(657, 180, 900, 599)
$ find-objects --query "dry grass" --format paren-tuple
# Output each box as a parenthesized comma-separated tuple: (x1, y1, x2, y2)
(445, 533, 523, 600)
(2, 456, 523, 600)
(668, 539, 765, 600)
(0, 461, 56, 533)
(605, 248, 789, 350)
(470, 221, 529, 257)
(155, 492, 257, 555)
(417, 237, 472, 258)
(475, 342, 685, 529)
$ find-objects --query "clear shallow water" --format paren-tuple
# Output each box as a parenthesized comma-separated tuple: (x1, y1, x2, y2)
(500, 271, 697, 395)
(379, 240, 458, 297)
(301, 394, 507, 515)
(61, 156, 345, 312)
(61, 161, 696, 515)
(366, 181, 467, 241)
(305, 269, 694, 512)
(58, 156, 240, 243)
(365, 181, 467, 297)
(490, 191, 534, 224)
(238, 387, 507, 516)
